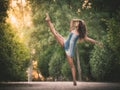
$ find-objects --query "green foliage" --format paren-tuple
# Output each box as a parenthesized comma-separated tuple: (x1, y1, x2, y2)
(0, 23, 30, 81)
(30, 0, 120, 82)
(88, 0, 120, 82)
(90, 41, 113, 81)
(61, 61, 72, 80)
(90, 37, 120, 81)
(49, 47, 65, 80)
(30, 0, 106, 81)
(106, 15, 120, 81)
(106, 18, 120, 55)
(0, 0, 30, 81)
(37, 46, 53, 78)
(91, 0, 120, 12)
(0, 0, 9, 22)
(90, 10, 120, 81)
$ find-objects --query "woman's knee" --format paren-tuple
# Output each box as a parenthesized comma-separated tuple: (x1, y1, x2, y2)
(69, 62, 75, 69)
(67, 57, 75, 68)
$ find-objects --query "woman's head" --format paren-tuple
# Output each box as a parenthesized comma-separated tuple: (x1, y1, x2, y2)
(77, 20, 87, 39)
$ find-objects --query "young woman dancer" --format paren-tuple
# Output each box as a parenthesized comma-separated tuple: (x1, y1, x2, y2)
(45, 13, 101, 86)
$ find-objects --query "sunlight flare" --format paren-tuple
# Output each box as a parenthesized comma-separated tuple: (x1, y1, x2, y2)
(7, 0, 33, 43)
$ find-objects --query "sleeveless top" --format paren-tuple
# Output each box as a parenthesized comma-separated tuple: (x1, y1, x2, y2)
(64, 32, 79, 57)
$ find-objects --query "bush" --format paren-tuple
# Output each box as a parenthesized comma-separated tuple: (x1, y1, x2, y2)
(90, 16, 120, 81)
(90, 40, 114, 81)
(61, 61, 72, 80)
(49, 46, 65, 80)
(0, 23, 30, 81)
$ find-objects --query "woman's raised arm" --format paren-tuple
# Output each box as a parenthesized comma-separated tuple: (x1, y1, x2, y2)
(69, 19, 81, 31)
(69, 19, 74, 32)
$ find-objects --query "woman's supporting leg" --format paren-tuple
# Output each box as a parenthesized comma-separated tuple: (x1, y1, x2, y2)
(66, 54, 77, 86)
(45, 13, 64, 47)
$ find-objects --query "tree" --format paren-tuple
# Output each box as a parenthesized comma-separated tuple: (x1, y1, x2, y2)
(90, 1, 120, 81)
(0, 0, 30, 81)
(0, 0, 9, 22)
(90, 0, 120, 12)
(0, 23, 30, 81)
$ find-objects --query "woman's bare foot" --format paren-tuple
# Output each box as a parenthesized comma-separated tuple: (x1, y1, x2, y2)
(73, 80, 77, 86)
(45, 13, 50, 21)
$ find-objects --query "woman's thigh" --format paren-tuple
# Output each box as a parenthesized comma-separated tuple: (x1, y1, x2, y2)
(54, 30, 65, 46)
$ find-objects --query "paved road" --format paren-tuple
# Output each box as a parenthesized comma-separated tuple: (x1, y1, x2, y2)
(0, 82, 120, 90)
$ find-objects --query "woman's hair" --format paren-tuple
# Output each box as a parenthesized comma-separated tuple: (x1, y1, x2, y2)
(77, 20, 87, 39)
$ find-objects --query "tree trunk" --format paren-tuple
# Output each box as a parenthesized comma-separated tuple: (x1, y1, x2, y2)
(76, 45, 82, 81)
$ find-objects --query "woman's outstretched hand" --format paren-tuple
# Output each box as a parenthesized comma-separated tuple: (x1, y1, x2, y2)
(45, 13, 50, 21)
(96, 41, 103, 47)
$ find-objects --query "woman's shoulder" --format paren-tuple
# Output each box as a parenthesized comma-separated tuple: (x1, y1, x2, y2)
(72, 30, 79, 35)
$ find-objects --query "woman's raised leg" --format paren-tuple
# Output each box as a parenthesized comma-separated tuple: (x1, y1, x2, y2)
(45, 13, 64, 47)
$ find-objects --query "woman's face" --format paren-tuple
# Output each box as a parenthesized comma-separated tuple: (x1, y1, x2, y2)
(74, 21, 79, 28)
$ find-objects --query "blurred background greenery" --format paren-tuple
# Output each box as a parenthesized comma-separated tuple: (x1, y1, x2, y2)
(0, 0, 120, 82)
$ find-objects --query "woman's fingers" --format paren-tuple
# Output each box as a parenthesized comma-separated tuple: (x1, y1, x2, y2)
(98, 42, 103, 47)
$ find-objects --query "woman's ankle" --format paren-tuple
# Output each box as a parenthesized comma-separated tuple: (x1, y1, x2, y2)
(73, 81, 77, 86)
(73, 79, 77, 86)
